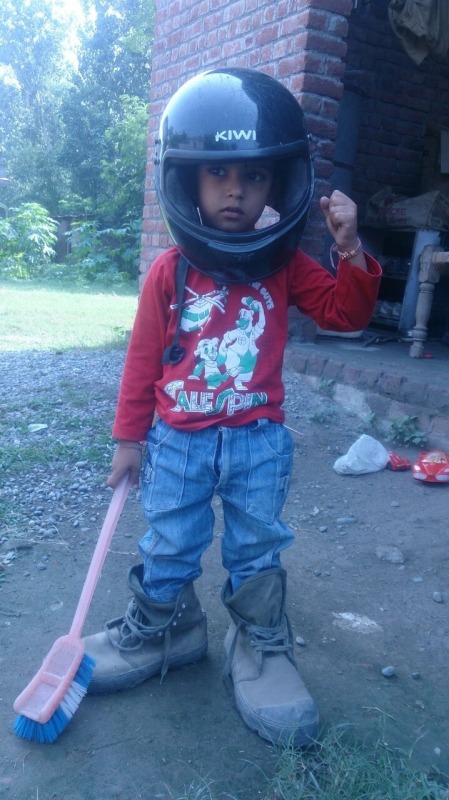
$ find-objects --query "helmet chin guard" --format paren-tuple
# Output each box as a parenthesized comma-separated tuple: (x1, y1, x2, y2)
(155, 67, 314, 284)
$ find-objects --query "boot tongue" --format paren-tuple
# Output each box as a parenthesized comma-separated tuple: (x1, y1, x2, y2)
(228, 570, 286, 628)
(248, 576, 283, 628)
(127, 564, 175, 623)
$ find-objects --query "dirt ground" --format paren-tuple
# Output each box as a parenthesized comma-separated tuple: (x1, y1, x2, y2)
(1, 355, 449, 799)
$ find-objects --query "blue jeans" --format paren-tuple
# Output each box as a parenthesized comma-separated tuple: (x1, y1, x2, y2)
(139, 418, 295, 601)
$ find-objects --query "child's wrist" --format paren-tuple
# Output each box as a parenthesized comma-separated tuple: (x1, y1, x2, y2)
(334, 237, 362, 260)
(116, 440, 143, 452)
(330, 237, 362, 268)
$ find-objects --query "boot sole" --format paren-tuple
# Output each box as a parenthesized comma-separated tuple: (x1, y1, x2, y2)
(88, 641, 208, 695)
(234, 687, 319, 747)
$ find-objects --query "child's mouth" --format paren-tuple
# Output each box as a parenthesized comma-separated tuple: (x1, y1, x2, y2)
(221, 207, 244, 219)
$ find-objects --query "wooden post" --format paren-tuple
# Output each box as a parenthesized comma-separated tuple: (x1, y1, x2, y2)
(410, 246, 449, 357)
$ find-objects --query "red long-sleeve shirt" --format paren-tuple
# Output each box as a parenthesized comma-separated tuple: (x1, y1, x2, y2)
(113, 246, 381, 439)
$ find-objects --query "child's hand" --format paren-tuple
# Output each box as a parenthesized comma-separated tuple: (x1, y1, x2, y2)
(320, 190, 359, 251)
(107, 441, 142, 488)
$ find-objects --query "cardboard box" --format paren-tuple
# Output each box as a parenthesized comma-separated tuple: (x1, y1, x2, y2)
(365, 187, 449, 231)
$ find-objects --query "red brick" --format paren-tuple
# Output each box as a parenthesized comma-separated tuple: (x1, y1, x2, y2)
(342, 366, 362, 384)
(309, 0, 352, 12)
(255, 24, 280, 46)
(300, 73, 344, 100)
(305, 354, 328, 377)
(322, 360, 345, 381)
(378, 373, 404, 398)
(143, 0, 449, 272)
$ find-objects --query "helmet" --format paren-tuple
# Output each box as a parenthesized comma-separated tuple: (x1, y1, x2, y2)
(155, 67, 314, 283)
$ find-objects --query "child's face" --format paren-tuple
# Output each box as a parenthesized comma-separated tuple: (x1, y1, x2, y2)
(197, 161, 274, 233)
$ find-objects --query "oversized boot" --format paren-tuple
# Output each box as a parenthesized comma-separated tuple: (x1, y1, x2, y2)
(222, 568, 319, 747)
(84, 564, 207, 694)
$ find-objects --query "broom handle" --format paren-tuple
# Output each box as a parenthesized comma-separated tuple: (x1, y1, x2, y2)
(69, 474, 130, 638)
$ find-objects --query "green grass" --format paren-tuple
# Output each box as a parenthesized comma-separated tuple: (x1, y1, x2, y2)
(175, 728, 449, 800)
(263, 728, 449, 800)
(0, 279, 134, 533)
(0, 279, 138, 351)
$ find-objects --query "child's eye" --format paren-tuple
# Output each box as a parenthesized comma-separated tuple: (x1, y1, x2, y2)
(207, 165, 225, 177)
(248, 169, 270, 182)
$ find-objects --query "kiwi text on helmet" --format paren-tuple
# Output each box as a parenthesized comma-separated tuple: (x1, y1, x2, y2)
(214, 130, 257, 142)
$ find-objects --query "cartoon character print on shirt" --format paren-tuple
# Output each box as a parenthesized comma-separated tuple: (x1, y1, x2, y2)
(188, 337, 229, 389)
(164, 282, 273, 417)
(218, 296, 265, 391)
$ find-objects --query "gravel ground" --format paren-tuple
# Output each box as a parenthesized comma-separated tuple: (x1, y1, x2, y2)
(0, 346, 355, 552)
(1, 348, 124, 551)
(1, 347, 449, 798)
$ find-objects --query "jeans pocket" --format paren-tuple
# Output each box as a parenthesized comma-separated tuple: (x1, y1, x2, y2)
(141, 421, 190, 513)
(246, 421, 293, 523)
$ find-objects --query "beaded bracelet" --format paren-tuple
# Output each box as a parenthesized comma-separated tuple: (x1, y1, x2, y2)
(117, 443, 143, 451)
(330, 237, 362, 269)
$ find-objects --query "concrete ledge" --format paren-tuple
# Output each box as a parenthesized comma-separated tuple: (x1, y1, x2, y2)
(284, 343, 449, 451)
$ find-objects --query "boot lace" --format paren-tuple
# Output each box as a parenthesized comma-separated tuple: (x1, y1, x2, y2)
(105, 601, 173, 680)
(223, 617, 296, 679)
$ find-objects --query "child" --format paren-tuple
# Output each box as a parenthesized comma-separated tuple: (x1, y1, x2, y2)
(84, 67, 381, 747)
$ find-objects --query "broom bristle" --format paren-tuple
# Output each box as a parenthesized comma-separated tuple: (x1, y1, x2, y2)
(13, 653, 96, 744)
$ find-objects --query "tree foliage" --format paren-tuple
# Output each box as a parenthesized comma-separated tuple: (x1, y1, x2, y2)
(0, 0, 77, 211)
(60, 0, 153, 224)
(0, 0, 153, 277)
(100, 96, 149, 223)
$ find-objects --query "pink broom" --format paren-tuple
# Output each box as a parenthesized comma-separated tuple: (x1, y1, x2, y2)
(13, 474, 130, 743)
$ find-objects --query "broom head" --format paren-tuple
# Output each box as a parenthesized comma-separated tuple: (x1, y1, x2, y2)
(13, 634, 95, 743)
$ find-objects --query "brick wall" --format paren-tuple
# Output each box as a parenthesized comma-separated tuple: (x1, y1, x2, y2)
(346, 11, 449, 218)
(140, 0, 353, 278)
(141, 1, 449, 279)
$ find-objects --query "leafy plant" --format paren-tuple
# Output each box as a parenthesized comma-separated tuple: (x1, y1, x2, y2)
(310, 410, 332, 424)
(65, 218, 141, 283)
(387, 415, 427, 447)
(0, 202, 57, 278)
(318, 378, 335, 398)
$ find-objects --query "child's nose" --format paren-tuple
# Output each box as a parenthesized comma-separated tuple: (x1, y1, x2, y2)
(226, 168, 244, 198)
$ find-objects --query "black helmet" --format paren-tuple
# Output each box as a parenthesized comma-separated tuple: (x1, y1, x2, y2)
(155, 67, 314, 284)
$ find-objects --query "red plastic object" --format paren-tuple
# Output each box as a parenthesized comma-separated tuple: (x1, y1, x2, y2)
(412, 451, 449, 483)
(386, 451, 411, 471)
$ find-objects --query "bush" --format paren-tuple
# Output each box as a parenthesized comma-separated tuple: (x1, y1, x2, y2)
(65, 218, 141, 284)
(387, 415, 427, 447)
(0, 202, 58, 278)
